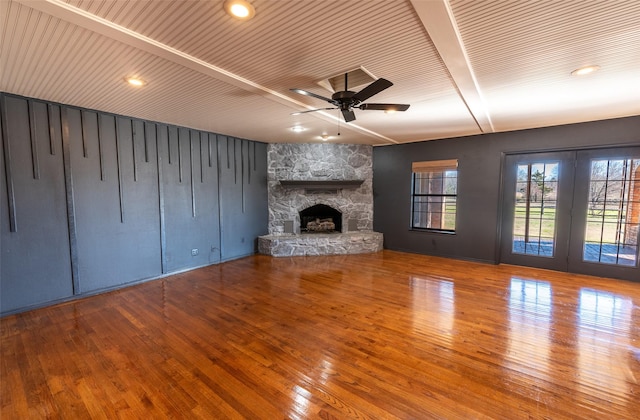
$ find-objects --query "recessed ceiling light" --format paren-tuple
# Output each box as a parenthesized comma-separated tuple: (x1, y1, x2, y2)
(125, 77, 146, 87)
(224, 0, 255, 20)
(291, 126, 306, 132)
(571, 65, 600, 77)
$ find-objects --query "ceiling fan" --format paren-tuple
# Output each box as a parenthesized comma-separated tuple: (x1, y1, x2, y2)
(290, 73, 410, 123)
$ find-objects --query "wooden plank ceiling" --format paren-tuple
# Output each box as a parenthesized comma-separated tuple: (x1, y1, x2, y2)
(1, 0, 639, 145)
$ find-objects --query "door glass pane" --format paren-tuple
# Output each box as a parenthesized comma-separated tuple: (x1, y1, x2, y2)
(512, 162, 559, 257)
(583, 159, 640, 266)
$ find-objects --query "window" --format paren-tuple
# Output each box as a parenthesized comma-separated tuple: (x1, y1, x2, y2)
(411, 160, 458, 232)
(583, 158, 639, 266)
(512, 162, 559, 257)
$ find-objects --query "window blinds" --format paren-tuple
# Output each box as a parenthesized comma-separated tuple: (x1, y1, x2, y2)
(412, 159, 458, 172)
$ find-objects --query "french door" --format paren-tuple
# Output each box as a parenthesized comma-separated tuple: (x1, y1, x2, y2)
(500, 147, 640, 281)
(501, 151, 576, 272)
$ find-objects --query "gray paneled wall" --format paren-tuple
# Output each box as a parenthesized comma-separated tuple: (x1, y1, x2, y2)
(1, 93, 267, 315)
(0, 96, 74, 310)
(218, 136, 268, 261)
(70, 112, 162, 293)
(160, 127, 222, 272)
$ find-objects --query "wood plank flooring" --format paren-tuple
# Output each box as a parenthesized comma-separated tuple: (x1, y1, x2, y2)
(2, 250, 639, 419)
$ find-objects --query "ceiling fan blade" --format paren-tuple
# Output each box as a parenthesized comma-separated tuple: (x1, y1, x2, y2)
(359, 103, 410, 112)
(341, 109, 356, 122)
(290, 88, 335, 104)
(353, 78, 393, 103)
(291, 107, 336, 115)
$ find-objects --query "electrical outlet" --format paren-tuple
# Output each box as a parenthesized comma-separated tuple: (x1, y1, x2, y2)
(191, 248, 199, 256)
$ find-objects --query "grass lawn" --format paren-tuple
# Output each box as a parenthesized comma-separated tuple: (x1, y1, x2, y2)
(513, 203, 633, 244)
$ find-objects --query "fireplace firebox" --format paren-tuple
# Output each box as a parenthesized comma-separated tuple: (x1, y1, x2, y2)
(299, 204, 342, 233)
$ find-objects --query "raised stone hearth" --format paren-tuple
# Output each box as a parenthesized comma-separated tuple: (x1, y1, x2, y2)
(258, 232, 383, 257)
(260, 143, 383, 257)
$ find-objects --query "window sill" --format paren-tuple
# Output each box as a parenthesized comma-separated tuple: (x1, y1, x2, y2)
(409, 228, 456, 235)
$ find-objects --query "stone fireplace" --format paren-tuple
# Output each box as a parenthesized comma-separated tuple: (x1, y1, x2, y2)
(258, 143, 383, 256)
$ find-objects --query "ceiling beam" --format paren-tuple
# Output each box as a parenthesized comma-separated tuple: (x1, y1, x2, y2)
(410, 0, 494, 133)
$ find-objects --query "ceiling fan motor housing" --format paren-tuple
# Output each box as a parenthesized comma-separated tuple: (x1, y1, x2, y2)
(331, 91, 359, 109)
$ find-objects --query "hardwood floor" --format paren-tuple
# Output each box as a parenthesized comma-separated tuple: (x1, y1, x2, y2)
(2, 250, 639, 419)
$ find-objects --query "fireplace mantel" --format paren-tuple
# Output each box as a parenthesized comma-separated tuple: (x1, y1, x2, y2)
(278, 180, 364, 191)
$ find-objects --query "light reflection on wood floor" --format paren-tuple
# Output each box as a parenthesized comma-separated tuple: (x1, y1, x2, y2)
(1, 250, 639, 419)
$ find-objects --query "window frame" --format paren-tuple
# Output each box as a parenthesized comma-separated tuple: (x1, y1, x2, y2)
(410, 159, 458, 233)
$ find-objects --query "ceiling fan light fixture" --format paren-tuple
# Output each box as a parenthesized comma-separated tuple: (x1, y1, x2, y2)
(224, 0, 255, 20)
(571, 65, 600, 77)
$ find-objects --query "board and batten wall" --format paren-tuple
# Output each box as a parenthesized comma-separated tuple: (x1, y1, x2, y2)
(1, 93, 268, 315)
(373, 115, 640, 264)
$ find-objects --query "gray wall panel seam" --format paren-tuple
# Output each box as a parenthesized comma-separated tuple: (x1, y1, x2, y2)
(0, 95, 17, 232)
(60, 107, 80, 294)
(167, 125, 172, 165)
(80, 110, 88, 158)
(190, 130, 196, 218)
(143, 122, 149, 163)
(253, 141, 256, 171)
(178, 128, 183, 183)
(199, 132, 204, 183)
(114, 117, 125, 223)
(97, 114, 105, 181)
(46, 104, 56, 156)
(241, 139, 245, 213)
(157, 125, 167, 274)
(218, 137, 225, 258)
(27, 100, 40, 180)
(213, 134, 221, 262)
(208, 134, 213, 168)
(131, 120, 138, 182)
(248, 141, 252, 185)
